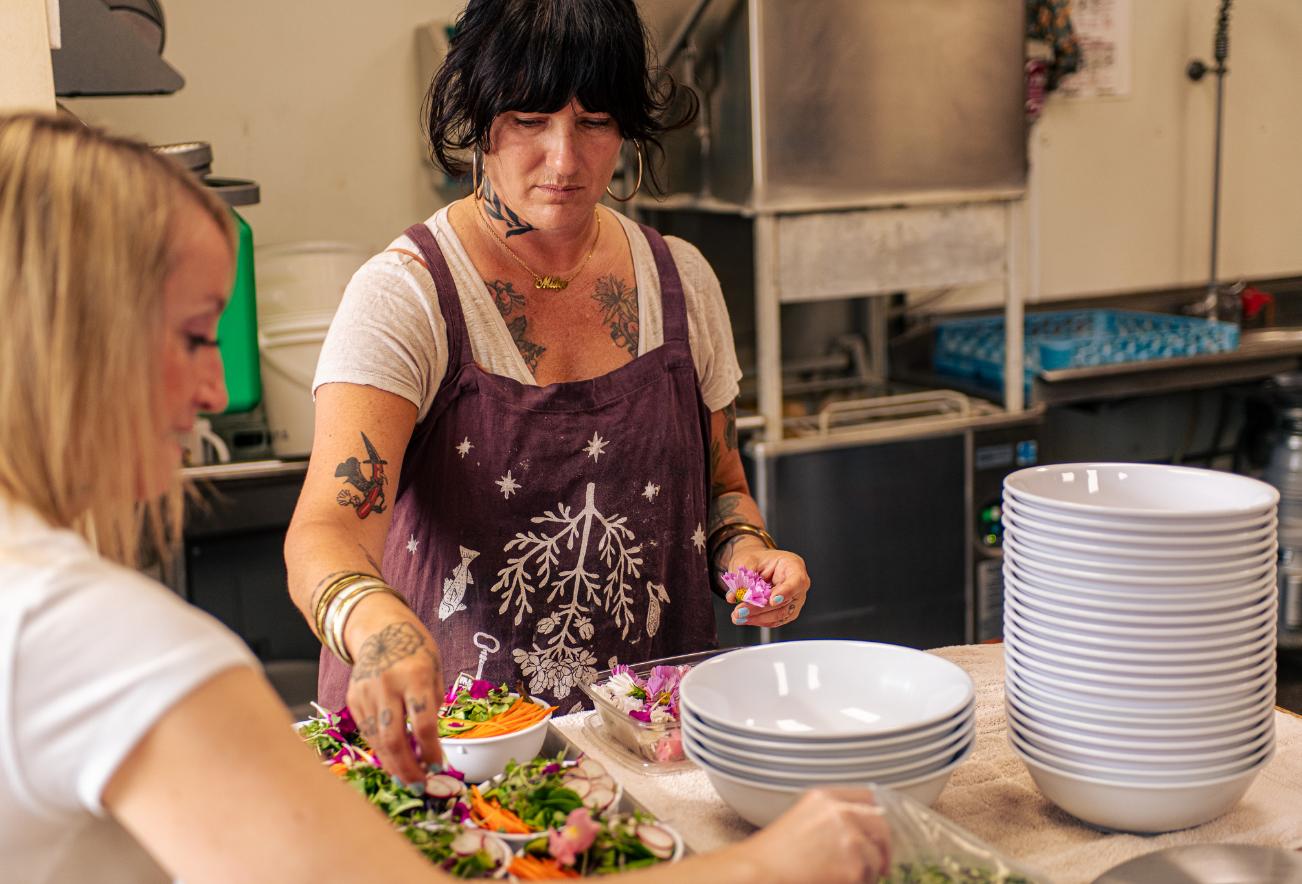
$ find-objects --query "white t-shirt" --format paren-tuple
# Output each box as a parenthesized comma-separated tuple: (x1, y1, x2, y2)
(313, 206, 742, 420)
(0, 499, 258, 884)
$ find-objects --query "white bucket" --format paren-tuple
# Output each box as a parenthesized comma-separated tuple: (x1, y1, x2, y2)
(259, 310, 335, 459)
(255, 241, 372, 324)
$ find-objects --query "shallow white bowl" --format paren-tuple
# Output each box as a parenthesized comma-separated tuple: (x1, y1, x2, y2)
(1007, 552, 1274, 591)
(682, 711, 973, 773)
(1009, 727, 1273, 782)
(1005, 650, 1274, 703)
(678, 701, 973, 756)
(1004, 593, 1276, 643)
(1004, 539, 1274, 582)
(1007, 703, 1274, 763)
(1006, 683, 1276, 743)
(689, 739, 971, 827)
(681, 726, 971, 786)
(1003, 570, 1276, 620)
(999, 671, 1275, 734)
(438, 696, 554, 783)
(1004, 643, 1274, 693)
(1016, 746, 1268, 833)
(1002, 619, 1277, 674)
(1004, 561, 1276, 608)
(1002, 492, 1275, 536)
(1005, 529, 1275, 573)
(1004, 583, 1276, 629)
(1004, 604, 1277, 653)
(1004, 665, 1276, 722)
(1004, 464, 1279, 519)
(1001, 507, 1276, 552)
(678, 641, 973, 741)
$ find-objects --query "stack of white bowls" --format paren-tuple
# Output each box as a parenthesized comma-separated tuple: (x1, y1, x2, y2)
(678, 641, 975, 827)
(1001, 463, 1279, 833)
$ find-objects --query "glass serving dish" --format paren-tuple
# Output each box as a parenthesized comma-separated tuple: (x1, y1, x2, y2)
(576, 649, 725, 765)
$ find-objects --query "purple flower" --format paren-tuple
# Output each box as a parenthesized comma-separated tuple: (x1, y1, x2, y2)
(721, 567, 773, 607)
(451, 801, 471, 823)
(469, 679, 495, 699)
(611, 663, 643, 686)
(629, 708, 652, 722)
(549, 808, 600, 866)
(541, 762, 562, 775)
(444, 684, 463, 705)
(336, 706, 359, 737)
(443, 765, 465, 781)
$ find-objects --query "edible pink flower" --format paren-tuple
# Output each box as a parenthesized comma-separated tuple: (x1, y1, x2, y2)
(469, 678, 494, 699)
(548, 807, 600, 866)
(629, 708, 652, 722)
(721, 567, 773, 607)
(335, 706, 359, 738)
(610, 663, 643, 686)
(644, 665, 680, 702)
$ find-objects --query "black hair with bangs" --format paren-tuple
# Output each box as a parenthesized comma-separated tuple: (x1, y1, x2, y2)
(424, 0, 698, 195)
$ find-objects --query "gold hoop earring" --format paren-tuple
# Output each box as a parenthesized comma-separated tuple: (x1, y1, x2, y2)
(606, 140, 643, 202)
(471, 146, 485, 200)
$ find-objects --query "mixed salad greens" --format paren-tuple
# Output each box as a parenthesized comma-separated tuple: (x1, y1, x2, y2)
(514, 810, 678, 878)
(883, 862, 1037, 884)
(472, 753, 620, 834)
(440, 679, 556, 739)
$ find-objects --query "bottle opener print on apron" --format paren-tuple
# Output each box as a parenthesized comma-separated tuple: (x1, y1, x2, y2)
(451, 631, 501, 695)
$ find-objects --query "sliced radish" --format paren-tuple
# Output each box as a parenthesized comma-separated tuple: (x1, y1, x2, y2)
(425, 774, 465, 799)
(451, 830, 487, 856)
(586, 786, 615, 811)
(635, 824, 675, 860)
(566, 777, 592, 799)
(573, 756, 607, 778)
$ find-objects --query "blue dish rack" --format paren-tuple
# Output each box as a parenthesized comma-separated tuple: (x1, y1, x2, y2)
(933, 309, 1240, 399)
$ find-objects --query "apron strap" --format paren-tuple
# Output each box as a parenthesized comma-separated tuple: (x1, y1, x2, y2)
(402, 222, 474, 370)
(638, 223, 689, 344)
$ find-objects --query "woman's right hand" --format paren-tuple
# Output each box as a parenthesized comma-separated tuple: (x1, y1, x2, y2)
(742, 788, 892, 883)
(343, 593, 445, 788)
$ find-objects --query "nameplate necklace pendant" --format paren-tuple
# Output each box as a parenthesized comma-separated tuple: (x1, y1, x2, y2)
(533, 275, 568, 291)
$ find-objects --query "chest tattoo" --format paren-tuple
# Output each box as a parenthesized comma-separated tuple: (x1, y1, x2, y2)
(591, 274, 639, 358)
(485, 277, 546, 374)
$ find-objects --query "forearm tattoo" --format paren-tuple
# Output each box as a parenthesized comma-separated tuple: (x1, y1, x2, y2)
(334, 431, 388, 518)
(350, 622, 426, 682)
(591, 274, 639, 358)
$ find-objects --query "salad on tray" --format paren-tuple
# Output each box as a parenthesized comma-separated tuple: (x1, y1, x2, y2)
(470, 753, 620, 836)
(441, 679, 557, 739)
(510, 809, 680, 879)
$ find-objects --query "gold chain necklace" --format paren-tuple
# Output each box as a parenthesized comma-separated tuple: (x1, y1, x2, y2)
(476, 201, 601, 290)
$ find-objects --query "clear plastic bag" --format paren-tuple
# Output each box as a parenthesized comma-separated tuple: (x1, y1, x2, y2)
(873, 785, 1052, 884)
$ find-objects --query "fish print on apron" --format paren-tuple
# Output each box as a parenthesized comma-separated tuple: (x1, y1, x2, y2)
(317, 220, 717, 710)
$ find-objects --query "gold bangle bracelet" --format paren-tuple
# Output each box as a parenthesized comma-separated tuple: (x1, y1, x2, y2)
(313, 572, 371, 641)
(324, 578, 389, 663)
(707, 522, 776, 560)
(326, 582, 407, 666)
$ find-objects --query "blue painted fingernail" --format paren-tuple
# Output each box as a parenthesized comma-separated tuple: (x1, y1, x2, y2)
(734, 606, 749, 621)
(393, 777, 407, 789)
(408, 780, 425, 796)
(772, 595, 785, 604)
(427, 762, 444, 775)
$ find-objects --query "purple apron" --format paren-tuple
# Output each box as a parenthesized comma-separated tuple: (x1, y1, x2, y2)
(318, 220, 717, 710)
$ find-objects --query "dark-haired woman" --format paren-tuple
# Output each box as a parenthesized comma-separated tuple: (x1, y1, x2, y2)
(285, 0, 811, 788)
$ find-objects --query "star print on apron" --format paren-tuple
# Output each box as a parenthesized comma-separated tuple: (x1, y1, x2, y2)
(316, 221, 717, 710)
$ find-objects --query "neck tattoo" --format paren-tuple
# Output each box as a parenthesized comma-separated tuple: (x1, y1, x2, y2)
(476, 199, 601, 291)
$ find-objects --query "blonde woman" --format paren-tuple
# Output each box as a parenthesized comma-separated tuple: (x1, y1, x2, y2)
(0, 112, 890, 884)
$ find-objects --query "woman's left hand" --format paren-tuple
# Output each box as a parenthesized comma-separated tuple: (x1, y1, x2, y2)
(725, 540, 810, 628)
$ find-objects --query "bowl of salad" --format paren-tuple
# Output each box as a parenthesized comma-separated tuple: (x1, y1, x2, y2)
(440, 680, 558, 782)
(578, 650, 722, 765)
(402, 821, 515, 879)
(468, 753, 622, 846)
(509, 810, 682, 878)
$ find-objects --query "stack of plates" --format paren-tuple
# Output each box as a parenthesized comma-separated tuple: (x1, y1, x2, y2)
(1002, 463, 1280, 833)
(678, 641, 975, 827)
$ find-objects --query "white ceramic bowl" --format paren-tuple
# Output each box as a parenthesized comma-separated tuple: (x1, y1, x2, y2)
(678, 641, 974, 741)
(1007, 553, 1274, 591)
(1004, 464, 1279, 519)
(438, 696, 554, 783)
(1001, 507, 1276, 552)
(1006, 686, 1276, 745)
(1005, 525, 1275, 571)
(1004, 594, 1277, 644)
(1003, 570, 1276, 620)
(678, 701, 974, 756)
(1004, 666, 1276, 722)
(1004, 650, 1274, 702)
(1015, 746, 1268, 833)
(689, 740, 972, 827)
(1005, 584, 1277, 629)
(1003, 603, 1278, 653)
(1004, 562, 1277, 608)
(1002, 493, 1276, 536)
(681, 726, 971, 786)
(682, 712, 974, 773)
(1002, 619, 1277, 673)
(1007, 704, 1274, 763)
(1004, 643, 1275, 694)
(1009, 727, 1273, 782)
(1004, 538, 1274, 580)
(999, 671, 1275, 723)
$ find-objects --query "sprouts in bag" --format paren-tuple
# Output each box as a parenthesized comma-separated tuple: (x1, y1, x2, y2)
(873, 785, 1051, 884)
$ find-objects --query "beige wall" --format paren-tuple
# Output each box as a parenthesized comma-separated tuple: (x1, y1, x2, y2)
(58, 1, 1302, 301)
(1, 0, 56, 113)
(66, 0, 465, 252)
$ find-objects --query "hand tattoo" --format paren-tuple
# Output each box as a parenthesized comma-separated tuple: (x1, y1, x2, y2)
(350, 622, 426, 682)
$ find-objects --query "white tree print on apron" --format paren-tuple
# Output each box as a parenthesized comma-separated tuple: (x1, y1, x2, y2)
(492, 481, 648, 699)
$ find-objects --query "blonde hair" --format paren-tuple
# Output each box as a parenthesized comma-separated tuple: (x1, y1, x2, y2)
(0, 113, 233, 567)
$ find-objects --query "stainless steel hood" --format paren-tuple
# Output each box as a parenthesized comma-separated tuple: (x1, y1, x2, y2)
(52, 0, 183, 97)
(640, 0, 1027, 211)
